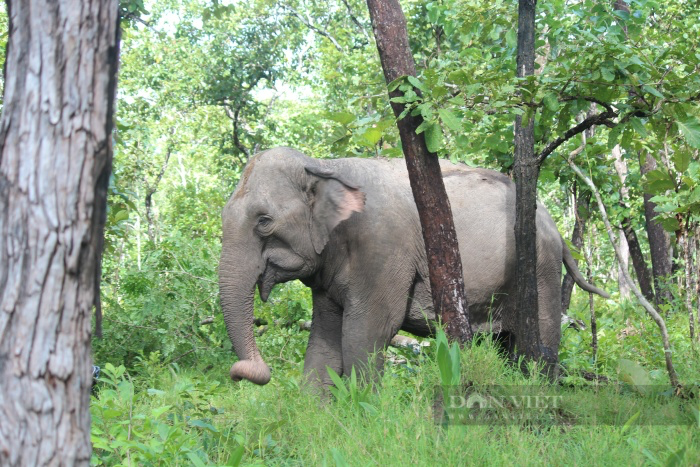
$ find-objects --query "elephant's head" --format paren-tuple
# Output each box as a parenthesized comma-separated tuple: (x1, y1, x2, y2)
(219, 147, 365, 384)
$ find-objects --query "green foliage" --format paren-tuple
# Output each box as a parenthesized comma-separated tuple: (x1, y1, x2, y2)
(91, 363, 239, 466)
(326, 366, 378, 416)
(435, 328, 461, 387)
(92, 333, 700, 465)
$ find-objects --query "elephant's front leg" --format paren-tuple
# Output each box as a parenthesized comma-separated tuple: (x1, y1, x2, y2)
(340, 293, 407, 382)
(303, 291, 343, 387)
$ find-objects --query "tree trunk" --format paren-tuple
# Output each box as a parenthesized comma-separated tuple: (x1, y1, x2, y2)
(561, 186, 590, 311)
(513, 0, 547, 368)
(620, 215, 655, 302)
(681, 230, 695, 341)
(612, 145, 633, 299)
(617, 229, 632, 298)
(0, 1, 120, 465)
(585, 230, 598, 363)
(639, 152, 673, 306)
(365, 0, 471, 343)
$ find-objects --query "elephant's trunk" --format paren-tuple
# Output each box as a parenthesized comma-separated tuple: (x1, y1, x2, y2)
(219, 251, 271, 385)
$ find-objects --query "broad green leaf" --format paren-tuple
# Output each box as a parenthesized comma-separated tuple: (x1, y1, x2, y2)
(644, 168, 676, 193)
(426, 2, 440, 23)
(438, 109, 462, 132)
(630, 118, 647, 137)
(672, 149, 691, 173)
(677, 117, 700, 148)
(228, 445, 245, 467)
(543, 93, 559, 112)
(601, 67, 615, 82)
(407, 75, 427, 93)
(325, 111, 355, 126)
(113, 210, 129, 222)
(642, 85, 664, 99)
(658, 217, 680, 233)
(424, 123, 443, 153)
(387, 75, 408, 92)
(506, 28, 517, 48)
(360, 127, 383, 145)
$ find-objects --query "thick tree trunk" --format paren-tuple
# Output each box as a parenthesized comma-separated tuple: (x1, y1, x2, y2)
(639, 152, 673, 306)
(366, 0, 471, 342)
(0, 1, 120, 465)
(513, 0, 547, 368)
(561, 186, 590, 311)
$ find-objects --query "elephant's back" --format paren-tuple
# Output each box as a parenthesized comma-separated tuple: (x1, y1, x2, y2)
(442, 166, 517, 313)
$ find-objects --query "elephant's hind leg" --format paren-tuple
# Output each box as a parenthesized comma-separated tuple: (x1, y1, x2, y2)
(536, 246, 563, 379)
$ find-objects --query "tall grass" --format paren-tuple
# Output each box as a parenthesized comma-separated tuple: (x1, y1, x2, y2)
(91, 331, 700, 466)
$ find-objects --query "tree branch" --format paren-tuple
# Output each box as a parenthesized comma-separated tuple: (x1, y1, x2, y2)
(283, 5, 345, 53)
(567, 151, 680, 390)
(536, 99, 616, 164)
(341, 0, 370, 42)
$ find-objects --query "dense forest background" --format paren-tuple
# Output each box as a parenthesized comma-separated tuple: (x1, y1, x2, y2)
(3, 0, 699, 464)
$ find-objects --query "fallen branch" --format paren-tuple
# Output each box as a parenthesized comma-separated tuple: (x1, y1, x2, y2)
(567, 150, 680, 389)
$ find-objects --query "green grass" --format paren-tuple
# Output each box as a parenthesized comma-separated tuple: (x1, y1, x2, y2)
(91, 329, 700, 466)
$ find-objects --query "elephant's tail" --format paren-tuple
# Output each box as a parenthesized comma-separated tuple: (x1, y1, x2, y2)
(561, 237, 611, 298)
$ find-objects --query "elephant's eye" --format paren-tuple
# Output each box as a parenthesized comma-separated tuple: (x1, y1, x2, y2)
(256, 215, 272, 229)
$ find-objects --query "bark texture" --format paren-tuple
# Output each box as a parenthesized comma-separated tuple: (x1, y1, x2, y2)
(366, 0, 471, 342)
(0, 0, 120, 464)
(639, 152, 673, 306)
(513, 0, 546, 366)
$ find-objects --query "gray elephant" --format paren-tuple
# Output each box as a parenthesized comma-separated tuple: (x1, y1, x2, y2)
(219, 147, 608, 386)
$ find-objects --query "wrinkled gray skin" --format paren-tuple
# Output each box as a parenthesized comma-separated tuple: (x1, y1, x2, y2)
(219, 147, 609, 386)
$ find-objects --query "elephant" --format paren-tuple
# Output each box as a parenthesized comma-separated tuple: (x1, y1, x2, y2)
(219, 147, 609, 386)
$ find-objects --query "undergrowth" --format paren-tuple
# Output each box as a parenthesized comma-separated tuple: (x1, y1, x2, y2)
(91, 314, 700, 466)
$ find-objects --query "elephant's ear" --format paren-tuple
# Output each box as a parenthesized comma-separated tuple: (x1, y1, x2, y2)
(305, 163, 365, 254)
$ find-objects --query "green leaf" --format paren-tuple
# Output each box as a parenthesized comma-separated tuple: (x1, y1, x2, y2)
(601, 67, 615, 82)
(424, 123, 443, 153)
(113, 210, 129, 223)
(630, 118, 647, 137)
(189, 419, 219, 433)
(150, 405, 172, 418)
(360, 127, 383, 146)
(407, 75, 427, 93)
(438, 109, 462, 132)
(608, 124, 624, 149)
(387, 75, 408, 92)
(644, 168, 676, 193)
(186, 452, 207, 467)
(228, 445, 245, 467)
(326, 366, 348, 399)
(543, 93, 559, 112)
(506, 28, 517, 48)
(642, 85, 664, 99)
(677, 117, 700, 148)
(325, 111, 355, 126)
(672, 149, 691, 173)
(449, 342, 461, 386)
